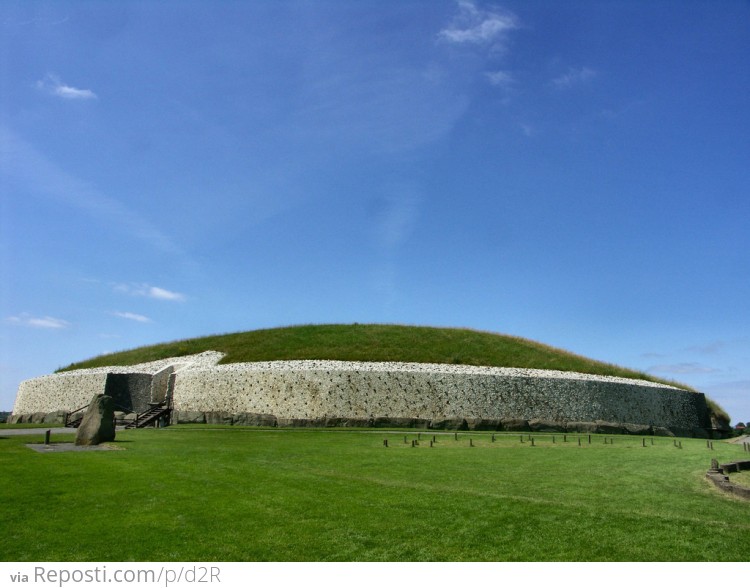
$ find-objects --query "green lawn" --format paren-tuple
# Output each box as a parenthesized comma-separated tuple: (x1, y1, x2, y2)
(1, 427, 747, 561)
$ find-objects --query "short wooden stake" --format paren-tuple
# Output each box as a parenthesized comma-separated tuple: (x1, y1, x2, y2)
(383, 439, 388, 447)
(678, 441, 682, 449)
(492, 434, 496, 442)
(520, 435, 524, 443)
(433, 435, 436, 443)
(588, 435, 591, 444)
(454, 432, 458, 441)
(412, 440, 416, 447)
(430, 440, 433, 448)
(470, 439, 474, 447)
(531, 437, 535, 446)
(44, 430, 51, 445)
(710, 441, 714, 450)
(552, 435, 555, 443)
(404, 436, 407, 444)
(578, 437, 581, 446)
(706, 439, 710, 449)
(642, 438, 646, 447)
(564, 434, 567, 442)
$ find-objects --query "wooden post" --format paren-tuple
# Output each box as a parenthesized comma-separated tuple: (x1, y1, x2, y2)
(454, 432, 458, 441)
(531, 437, 535, 447)
(578, 437, 581, 446)
(492, 434, 495, 442)
(383, 439, 388, 447)
(564, 434, 567, 443)
(44, 430, 51, 445)
(430, 440, 433, 448)
(520, 435, 524, 443)
(588, 435, 591, 444)
(433, 435, 436, 444)
(642, 438, 646, 447)
(552, 435, 555, 443)
(470, 439, 474, 447)
(404, 435, 407, 444)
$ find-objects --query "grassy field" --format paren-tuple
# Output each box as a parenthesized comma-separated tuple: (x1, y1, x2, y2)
(1, 427, 748, 561)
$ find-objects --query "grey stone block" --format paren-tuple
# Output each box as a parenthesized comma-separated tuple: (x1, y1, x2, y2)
(233, 412, 277, 427)
(429, 418, 468, 430)
(75, 395, 116, 446)
(42, 411, 66, 425)
(277, 418, 327, 427)
(372, 417, 418, 428)
(205, 411, 233, 425)
(501, 418, 531, 432)
(174, 410, 206, 424)
(466, 418, 502, 431)
(595, 421, 624, 434)
(529, 419, 565, 433)
(336, 418, 373, 427)
(622, 423, 652, 435)
(567, 421, 598, 433)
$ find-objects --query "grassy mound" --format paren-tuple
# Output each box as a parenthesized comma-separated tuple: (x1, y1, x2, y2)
(59, 323, 687, 389)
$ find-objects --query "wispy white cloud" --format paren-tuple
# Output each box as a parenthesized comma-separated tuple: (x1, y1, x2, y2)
(36, 73, 97, 100)
(647, 362, 719, 375)
(682, 339, 749, 355)
(485, 70, 514, 87)
(112, 311, 152, 323)
(0, 126, 180, 255)
(113, 283, 186, 302)
(438, 0, 519, 47)
(6, 313, 70, 329)
(552, 66, 596, 89)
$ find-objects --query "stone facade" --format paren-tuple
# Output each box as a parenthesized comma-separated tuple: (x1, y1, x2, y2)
(10, 352, 713, 435)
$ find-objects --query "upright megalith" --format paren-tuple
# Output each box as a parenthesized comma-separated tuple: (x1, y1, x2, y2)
(75, 394, 116, 446)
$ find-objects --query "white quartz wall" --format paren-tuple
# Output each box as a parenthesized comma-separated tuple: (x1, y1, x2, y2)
(11, 355, 708, 430)
(12, 372, 109, 415)
(171, 361, 708, 430)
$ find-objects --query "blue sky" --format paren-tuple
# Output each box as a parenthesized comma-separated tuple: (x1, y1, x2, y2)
(1, 1, 748, 422)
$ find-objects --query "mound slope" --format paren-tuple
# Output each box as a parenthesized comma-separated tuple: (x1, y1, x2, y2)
(59, 323, 686, 389)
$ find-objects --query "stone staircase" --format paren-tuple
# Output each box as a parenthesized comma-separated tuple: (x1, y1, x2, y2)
(124, 402, 172, 429)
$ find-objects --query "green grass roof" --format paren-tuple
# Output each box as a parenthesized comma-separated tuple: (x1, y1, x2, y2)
(58, 323, 687, 388)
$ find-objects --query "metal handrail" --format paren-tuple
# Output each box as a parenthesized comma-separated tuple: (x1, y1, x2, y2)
(64, 404, 89, 427)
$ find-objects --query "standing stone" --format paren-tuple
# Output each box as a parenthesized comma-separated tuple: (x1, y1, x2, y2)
(75, 395, 116, 446)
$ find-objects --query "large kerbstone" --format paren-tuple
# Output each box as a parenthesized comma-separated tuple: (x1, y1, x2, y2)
(429, 418, 468, 430)
(501, 418, 531, 432)
(529, 419, 565, 433)
(75, 395, 116, 446)
(233, 412, 277, 427)
(466, 418, 502, 431)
